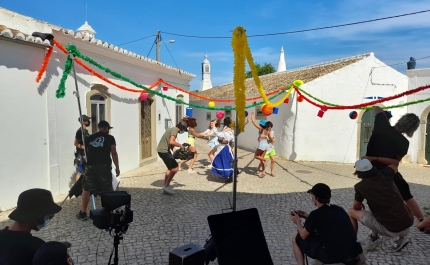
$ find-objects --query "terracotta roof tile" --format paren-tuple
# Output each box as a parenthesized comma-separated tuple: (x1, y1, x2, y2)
(190, 54, 370, 101)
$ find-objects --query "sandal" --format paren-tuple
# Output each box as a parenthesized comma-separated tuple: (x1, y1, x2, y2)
(258, 172, 265, 178)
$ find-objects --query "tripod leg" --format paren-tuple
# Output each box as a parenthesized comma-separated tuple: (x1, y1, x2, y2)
(91, 194, 97, 210)
(60, 194, 69, 207)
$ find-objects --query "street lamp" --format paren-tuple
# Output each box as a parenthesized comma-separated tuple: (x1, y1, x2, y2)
(156, 30, 175, 62)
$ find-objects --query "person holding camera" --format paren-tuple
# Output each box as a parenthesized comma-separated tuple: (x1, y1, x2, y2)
(76, 120, 119, 221)
(0, 189, 62, 265)
(157, 121, 189, 195)
(291, 183, 363, 265)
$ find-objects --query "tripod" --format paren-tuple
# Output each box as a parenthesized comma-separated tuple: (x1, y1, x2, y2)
(108, 227, 125, 265)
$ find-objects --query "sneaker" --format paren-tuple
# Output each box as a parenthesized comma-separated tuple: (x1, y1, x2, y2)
(162, 186, 176, 195)
(76, 211, 89, 221)
(391, 237, 409, 252)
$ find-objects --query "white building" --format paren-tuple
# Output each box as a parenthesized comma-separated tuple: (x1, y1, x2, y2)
(198, 53, 213, 91)
(276, 47, 286, 72)
(191, 53, 410, 164)
(405, 67, 430, 164)
(0, 8, 195, 210)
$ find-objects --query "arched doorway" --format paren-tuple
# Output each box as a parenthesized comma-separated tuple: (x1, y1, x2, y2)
(141, 98, 153, 160)
(359, 110, 375, 157)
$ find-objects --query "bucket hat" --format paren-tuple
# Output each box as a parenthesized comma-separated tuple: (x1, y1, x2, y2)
(9, 189, 62, 222)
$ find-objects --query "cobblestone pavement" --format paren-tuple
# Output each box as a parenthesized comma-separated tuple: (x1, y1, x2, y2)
(1, 138, 430, 265)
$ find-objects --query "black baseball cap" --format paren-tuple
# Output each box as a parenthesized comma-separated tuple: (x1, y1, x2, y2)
(98, 120, 113, 129)
(176, 121, 189, 132)
(78, 115, 91, 122)
(32, 241, 72, 265)
(307, 183, 331, 200)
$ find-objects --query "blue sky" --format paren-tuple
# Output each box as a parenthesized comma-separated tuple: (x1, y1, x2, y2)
(2, 1, 430, 91)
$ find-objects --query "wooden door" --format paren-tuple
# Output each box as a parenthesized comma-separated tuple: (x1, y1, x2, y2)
(141, 99, 152, 160)
(426, 113, 430, 164)
(359, 110, 375, 158)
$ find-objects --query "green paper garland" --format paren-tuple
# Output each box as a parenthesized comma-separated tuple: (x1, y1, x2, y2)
(59, 44, 288, 110)
(56, 56, 73, 98)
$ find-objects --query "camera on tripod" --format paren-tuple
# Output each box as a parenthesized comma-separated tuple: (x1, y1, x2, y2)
(90, 191, 133, 230)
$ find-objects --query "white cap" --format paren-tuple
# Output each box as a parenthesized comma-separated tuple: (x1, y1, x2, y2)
(355, 159, 373, 172)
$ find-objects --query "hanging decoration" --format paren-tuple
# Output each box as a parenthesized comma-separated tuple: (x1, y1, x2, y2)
(186, 107, 193, 117)
(36, 46, 54, 83)
(261, 104, 274, 116)
(163, 85, 168, 91)
(297, 95, 304, 102)
(39, 40, 430, 115)
(140, 92, 148, 101)
(273, 107, 279, 114)
(208, 101, 216, 108)
(216, 111, 225, 119)
(349, 111, 358, 119)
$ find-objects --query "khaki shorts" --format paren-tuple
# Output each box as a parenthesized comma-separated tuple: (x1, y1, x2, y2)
(360, 211, 409, 238)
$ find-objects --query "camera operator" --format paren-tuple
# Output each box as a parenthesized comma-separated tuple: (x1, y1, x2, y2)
(74, 115, 91, 181)
(291, 183, 363, 265)
(76, 120, 120, 221)
(0, 189, 62, 265)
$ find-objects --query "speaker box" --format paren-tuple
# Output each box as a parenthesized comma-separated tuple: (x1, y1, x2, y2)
(207, 208, 273, 265)
(169, 243, 205, 265)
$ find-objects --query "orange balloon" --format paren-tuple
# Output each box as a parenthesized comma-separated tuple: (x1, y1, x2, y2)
(261, 104, 273, 116)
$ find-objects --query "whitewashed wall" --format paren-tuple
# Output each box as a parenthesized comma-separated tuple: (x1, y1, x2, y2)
(0, 36, 193, 210)
(406, 68, 430, 163)
(192, 54, 408, 164)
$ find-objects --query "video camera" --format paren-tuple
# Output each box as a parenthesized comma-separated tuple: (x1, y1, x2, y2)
(90, 191, 133, 230)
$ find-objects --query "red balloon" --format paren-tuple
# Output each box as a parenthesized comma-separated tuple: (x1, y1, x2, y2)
(297, 95, 304, 102)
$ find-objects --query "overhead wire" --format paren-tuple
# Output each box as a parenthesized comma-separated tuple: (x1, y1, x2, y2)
(117, 35, 154, 46)
(114, 10, 430, 43)
(160, 9, 430, 38)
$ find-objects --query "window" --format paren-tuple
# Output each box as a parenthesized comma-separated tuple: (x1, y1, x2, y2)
(90, 94, 106, 133)
(206, 112, 211, 120)
(205, 65, 210, 73)
(176, 95, 184, 124)
(225, 107, 232, 117)
(255, 106, 266, 119)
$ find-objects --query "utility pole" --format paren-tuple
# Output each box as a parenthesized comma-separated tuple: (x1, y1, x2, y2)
(156, 30, 161, 62)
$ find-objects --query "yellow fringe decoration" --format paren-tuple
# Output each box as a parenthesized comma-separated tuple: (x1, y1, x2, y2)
(232, 26, 304, 130)
(231, 27, 247, 132)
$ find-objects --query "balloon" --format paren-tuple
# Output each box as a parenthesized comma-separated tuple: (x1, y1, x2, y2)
(261, 104, 273, 116)
(208, 102, 215, 108)
(293, 80, 304, 87)
(349, 111, 358, 119)
(140, 92, 148, 100)
(216, 111, 225, 119)
(297, 95, 304, 102)
(162, 85, 168, 91)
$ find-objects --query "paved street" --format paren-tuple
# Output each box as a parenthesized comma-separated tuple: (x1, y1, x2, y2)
(1, 138, 430, 265)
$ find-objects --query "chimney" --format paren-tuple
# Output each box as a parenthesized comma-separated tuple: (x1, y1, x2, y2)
(407, 57, 416, 70)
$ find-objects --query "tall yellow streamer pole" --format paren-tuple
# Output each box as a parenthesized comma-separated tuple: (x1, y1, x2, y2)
(232, 27, 247, 132)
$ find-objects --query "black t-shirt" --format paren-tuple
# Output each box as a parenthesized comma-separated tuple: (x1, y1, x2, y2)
(0, 227, 45, 265)
(366, 112, 409, 170)
(85, 132, 116, 166)
(304, 204, 362, 262)
(75, 127, 90, 152)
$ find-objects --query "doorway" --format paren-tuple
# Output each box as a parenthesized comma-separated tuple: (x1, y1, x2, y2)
(426, 113, 430, 164)
(141, 99, 153, 160)
(359, 110, 375, 158)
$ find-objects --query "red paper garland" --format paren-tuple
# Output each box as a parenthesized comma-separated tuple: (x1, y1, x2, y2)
(35, 46, 54, 82)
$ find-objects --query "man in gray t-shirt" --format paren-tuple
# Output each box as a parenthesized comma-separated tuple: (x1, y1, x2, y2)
(157, 121, 188, 195)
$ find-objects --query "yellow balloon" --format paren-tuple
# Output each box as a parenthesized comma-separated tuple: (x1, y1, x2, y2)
(208, 101, 215, 108)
